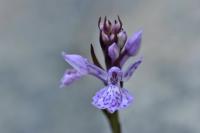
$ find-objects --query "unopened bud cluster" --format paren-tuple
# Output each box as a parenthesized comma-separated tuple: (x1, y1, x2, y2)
(99, 16, 126, 46)
(97, 16, 142, 68)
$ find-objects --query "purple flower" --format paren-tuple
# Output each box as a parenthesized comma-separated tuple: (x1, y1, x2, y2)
(60, 16, 143, 113)
(60, 51, 142, 113)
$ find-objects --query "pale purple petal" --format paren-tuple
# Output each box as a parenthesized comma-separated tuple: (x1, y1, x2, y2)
(92, 85, 122, 113)
(62, 52, 107, 83)
(120, 88, 133, 108)
(86, 63, 107, 83)
(108, 43, 119, 62)
(60, 69, 83, 88)
(119, 54, 129, 67)
(123, 57, 142, 81)
(125, 30, 142, 56)
(62, 52, 88, 74)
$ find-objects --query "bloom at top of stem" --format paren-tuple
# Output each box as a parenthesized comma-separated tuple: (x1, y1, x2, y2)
(60, 16, 143, 113)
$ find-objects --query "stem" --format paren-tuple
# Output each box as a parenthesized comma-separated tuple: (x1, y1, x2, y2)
(102, 110, 121, 133)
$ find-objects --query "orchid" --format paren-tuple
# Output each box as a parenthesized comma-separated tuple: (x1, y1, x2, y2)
(60, 16, 143, 133)
(60, 52, 142, 113)
(92, 60, 141, 113)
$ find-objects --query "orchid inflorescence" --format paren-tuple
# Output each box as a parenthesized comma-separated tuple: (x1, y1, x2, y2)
(60, 16, 142, 113)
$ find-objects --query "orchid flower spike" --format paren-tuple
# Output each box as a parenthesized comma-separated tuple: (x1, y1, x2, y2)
(60, 16, 143, 113)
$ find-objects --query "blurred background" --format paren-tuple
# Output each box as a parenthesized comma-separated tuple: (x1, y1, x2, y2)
(0, 0, 200, 133)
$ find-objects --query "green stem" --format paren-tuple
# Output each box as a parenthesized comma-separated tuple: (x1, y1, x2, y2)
(102, 110, 121, 133)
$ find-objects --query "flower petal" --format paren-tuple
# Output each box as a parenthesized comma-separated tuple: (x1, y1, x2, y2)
(125, 30, 142, 56)
(108, 43, 120, 62)
(62, 52, 88, 74)
(86, 63, 107, 83)
(119, 54, 129, 67)
(92, 87, 108, 109)
(123, 57, 142, 81)
(120, 88, 133, 108)
(62, 52, 107, 83)
(92, 85, 122, 113)
(60, 69, 83, 88)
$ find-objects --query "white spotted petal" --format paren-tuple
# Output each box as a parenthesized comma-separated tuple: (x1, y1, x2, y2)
(120, 88, 133, 108)
(92, 85, 123, 113)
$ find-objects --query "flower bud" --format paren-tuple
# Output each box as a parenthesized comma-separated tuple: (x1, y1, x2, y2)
(108, 43, 120, 62)
(125, 30, 142, 56)
(109, 33, 115, 43)
(98, 16, 112, 33)
(112, 20, 121, 33)
(117, 31, 127, 49)
(100, 31, 110, 44)
(103, 16, 112, 34)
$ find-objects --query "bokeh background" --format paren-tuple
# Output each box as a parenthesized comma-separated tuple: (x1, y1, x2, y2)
(0, 0, 200, 133)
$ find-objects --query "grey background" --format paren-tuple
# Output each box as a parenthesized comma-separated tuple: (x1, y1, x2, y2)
(0, 0, 200, 133)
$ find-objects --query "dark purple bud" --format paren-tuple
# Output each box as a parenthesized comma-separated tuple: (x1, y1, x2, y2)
(125, 30, 142, 56)
(103, 16, 112, 33)
(112, 20, 121, 33)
